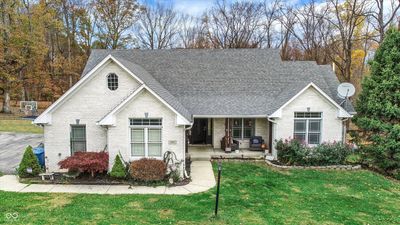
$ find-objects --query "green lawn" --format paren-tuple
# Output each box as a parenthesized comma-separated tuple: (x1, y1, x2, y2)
(0, 120, 43, 134)
(1, 162, 399, 224)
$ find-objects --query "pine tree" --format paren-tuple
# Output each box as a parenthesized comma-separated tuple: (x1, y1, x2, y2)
(110, 154, 127, 179)
(354, 28, 400, 179)
(17, 146, 42, 178)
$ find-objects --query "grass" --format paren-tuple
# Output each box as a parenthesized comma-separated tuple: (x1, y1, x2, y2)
(0, 120, 43, 134)
(0, 162, 399, 224)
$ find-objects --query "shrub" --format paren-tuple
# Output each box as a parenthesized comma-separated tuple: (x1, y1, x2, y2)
(130, 158, 167, 182)
(312, 142, 353, 165)
(276, 139, 353, 166)
(17, 146, 42, 178)
(110, 154, 127, 179)
(276, 139, 306, 165)
(58, 151, 108, 177)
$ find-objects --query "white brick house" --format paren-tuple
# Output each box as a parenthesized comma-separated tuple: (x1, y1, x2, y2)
(34, 49, 355, 173)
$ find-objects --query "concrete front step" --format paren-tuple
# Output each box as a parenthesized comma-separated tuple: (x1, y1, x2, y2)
(190, 154, 267, 161)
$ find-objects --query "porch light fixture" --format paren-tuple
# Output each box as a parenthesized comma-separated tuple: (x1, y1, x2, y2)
(144, 112, 149, 118)
(307, 107, 310, 112)
(76, 119, 80, 124)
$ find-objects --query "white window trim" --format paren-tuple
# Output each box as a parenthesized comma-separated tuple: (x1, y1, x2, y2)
(129, 123, 163, 160)
(293, 113, 323, 145)
(232, 118, 255, 140)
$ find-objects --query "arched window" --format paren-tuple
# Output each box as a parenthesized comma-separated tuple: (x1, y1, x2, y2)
(107, 73, 118, 90)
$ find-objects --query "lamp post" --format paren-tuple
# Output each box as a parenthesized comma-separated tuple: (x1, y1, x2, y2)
(215, 161, 222, 216)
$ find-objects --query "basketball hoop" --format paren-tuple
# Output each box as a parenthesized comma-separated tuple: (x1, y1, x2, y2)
(20, 101, 38, 116)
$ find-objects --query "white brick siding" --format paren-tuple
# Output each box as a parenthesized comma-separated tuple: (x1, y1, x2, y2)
(108, 90, 185, 169)
(272, 86, 344, 158)
(44, 61, 140, 171)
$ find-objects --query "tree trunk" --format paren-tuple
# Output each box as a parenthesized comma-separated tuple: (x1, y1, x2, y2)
(1, 90, 11, 114)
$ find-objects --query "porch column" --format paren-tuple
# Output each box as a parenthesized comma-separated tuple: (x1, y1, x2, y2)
(224, 118, 231, 148)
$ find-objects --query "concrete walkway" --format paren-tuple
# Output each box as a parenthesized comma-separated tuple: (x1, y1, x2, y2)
(0, 161, 215, 195)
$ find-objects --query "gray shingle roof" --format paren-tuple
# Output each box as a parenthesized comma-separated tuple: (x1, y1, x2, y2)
(82, 49, 355, 119)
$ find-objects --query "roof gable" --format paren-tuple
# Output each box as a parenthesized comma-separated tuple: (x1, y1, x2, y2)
(98, 86, 191, 126)
(269, 82, 352, 118)
(34, 54, 192, 124)
(34, 55, 115, 124)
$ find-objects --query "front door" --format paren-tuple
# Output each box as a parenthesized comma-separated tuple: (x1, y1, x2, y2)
(191, 119, 209, 144)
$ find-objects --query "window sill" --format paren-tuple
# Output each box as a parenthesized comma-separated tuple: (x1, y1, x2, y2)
(129, 156, 163, 161)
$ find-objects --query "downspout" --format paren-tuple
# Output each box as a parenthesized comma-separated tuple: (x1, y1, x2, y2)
(341, 118, 349, 144)
(183, 122, 194, 179)
(267, 117, 277, 160)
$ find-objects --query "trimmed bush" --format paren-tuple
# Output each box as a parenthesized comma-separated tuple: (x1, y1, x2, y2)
(58, 151, 108, 177)
(18, 146, 42, 178)
(110, 154, 127, 179)
(130, 158, 167, 182)
(276, 139, 353, 166)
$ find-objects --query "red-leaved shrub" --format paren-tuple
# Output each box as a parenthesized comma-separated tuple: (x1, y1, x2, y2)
(58, 151, 109, 177)
(130, 158, 167, 182)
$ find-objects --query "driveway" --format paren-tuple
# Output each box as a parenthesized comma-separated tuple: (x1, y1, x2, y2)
(0, 132, 43, 174)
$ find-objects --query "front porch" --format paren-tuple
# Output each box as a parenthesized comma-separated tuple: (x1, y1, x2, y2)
(188, 145, 266, 161)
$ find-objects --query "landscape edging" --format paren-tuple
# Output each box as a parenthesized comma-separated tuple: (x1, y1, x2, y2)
(265, 160, 362, 170)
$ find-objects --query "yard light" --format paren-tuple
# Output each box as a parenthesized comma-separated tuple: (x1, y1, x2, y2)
(215, 161, 222, 216)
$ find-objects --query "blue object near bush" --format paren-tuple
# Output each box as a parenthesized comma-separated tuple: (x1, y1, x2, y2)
(33, 143, 45, 168)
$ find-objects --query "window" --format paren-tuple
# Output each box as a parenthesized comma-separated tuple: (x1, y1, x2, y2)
(70, 125, 86, 154)
(294, 112, 322, 145)
(232, 118, 255, 139)
(107, 73, 118, 90)
(130, 118, 162, 126)
(130, 118, 162, 157)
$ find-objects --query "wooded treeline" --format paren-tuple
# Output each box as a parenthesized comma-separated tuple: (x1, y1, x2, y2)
(0, 0, 399, 113)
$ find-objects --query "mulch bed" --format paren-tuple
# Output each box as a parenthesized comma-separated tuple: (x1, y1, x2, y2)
(265, 160, 362, 170)
(20, 172, 191, 187)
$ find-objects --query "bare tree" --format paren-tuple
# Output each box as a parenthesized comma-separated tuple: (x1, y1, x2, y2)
(320, 0, 368, 81)
(178, 14, 211, 48)
(136, 3, 180, 49)
(206, 0, 264, 48)
(278, 5, 297, 59)
(263, 0, 282, 48)
(285, 0, 328, 62)
(93, 0, 141, 49)
(368, 0, 400, 43)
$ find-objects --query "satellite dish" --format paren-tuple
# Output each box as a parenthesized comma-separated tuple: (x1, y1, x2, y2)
(337, 82, 355, 99)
